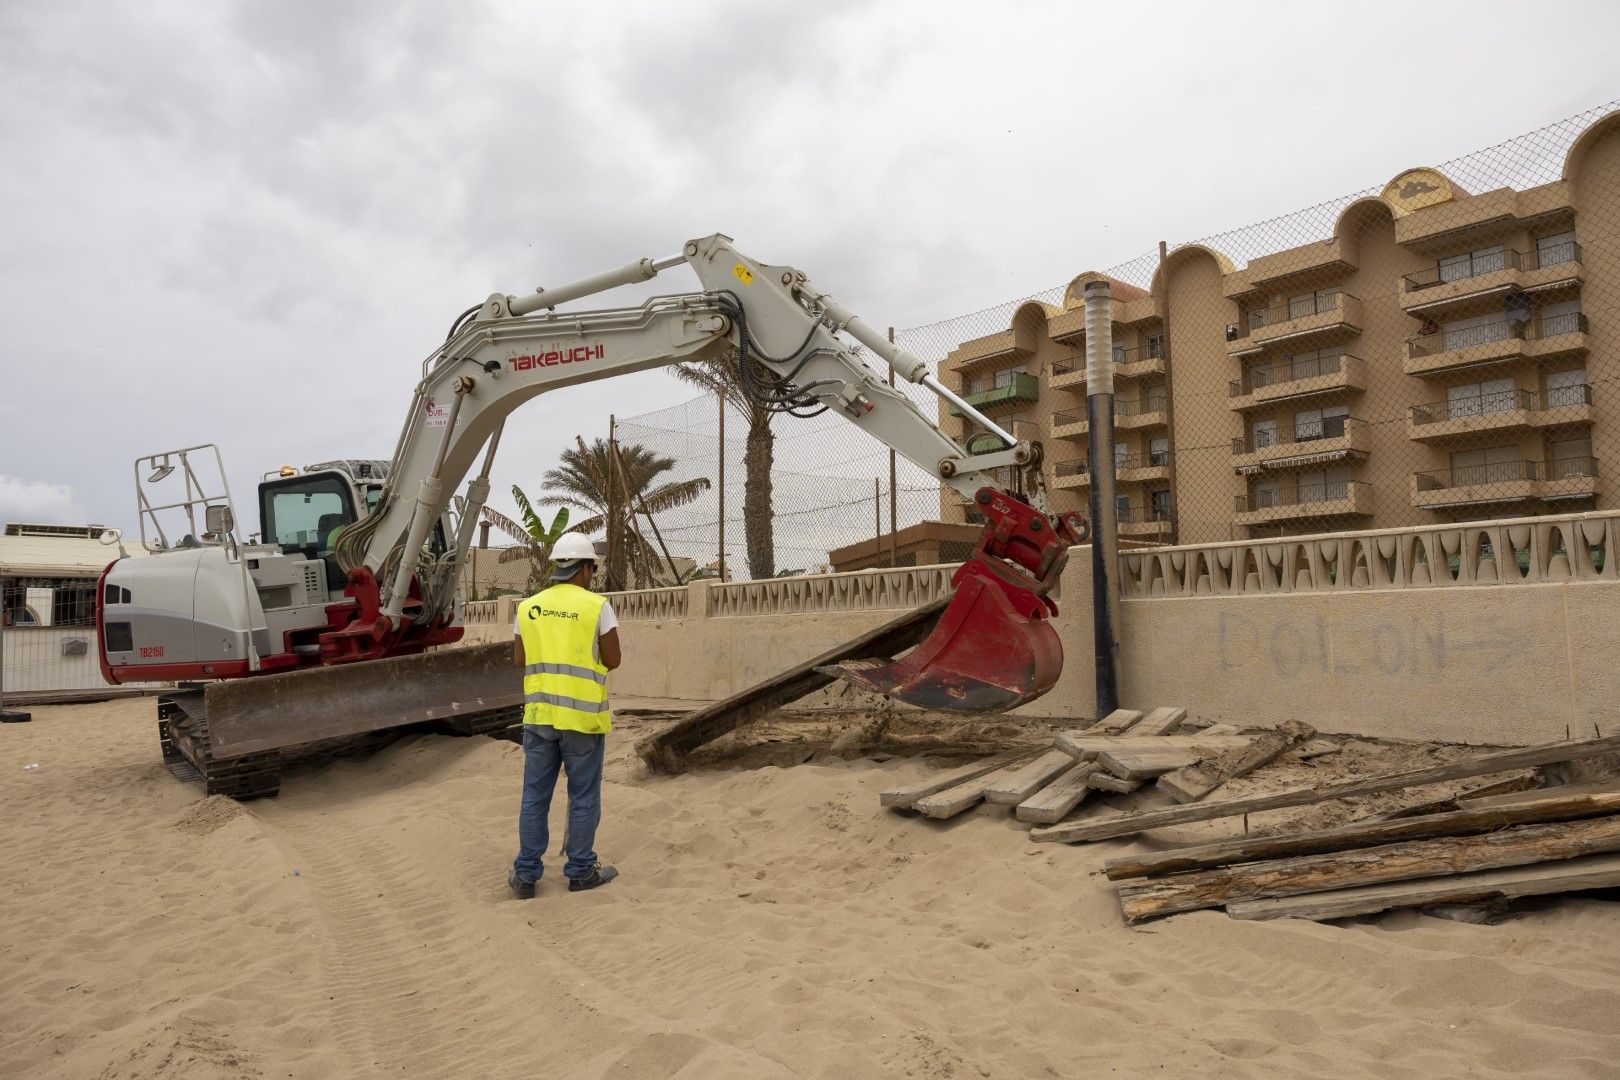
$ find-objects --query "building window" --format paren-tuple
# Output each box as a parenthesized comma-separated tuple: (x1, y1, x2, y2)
(1438, 244, 1507, 283)
(1536, 231, 1578, 268)
(1298, 466, 1351, 503)
(1545, 368, 1589, 408)
(1540, 299, 1582, 337)
(1441, 311, 1513, 350)
(1449, 445, 1521, 486)
(1145, 334, 1164, 359)
(1, 577, 98, 628)
(1252, 418, 1278, 449)
(1115, 495, 1131, 517)
(1149, 489, 1172, 519)
(1550, 437, 1595, 479)
(1114, 442, 1129, 469)
(1446, 378, 1517, 419)
(1286, 289, 1340, 320)
(1149, 437, 1170, 467)
(1294, 404, 1348, 441)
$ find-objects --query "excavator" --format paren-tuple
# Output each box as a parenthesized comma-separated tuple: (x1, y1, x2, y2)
(97, 234, 1087, 796)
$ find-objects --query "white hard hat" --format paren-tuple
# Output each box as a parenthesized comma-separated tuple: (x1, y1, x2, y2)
(551, 533, 600, 564)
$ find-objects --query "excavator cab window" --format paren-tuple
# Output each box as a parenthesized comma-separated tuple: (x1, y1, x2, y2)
(259, 473, 357, 559)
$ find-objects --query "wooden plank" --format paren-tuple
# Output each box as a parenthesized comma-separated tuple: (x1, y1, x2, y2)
(1015, 762, 1099, 824)
(1156, 720, 1315, 804)
(1117, 815, 1620, 923)
(1103, 792, 1620, 881)
(984, 751, 1078, 805)
(1029, 732, 1620, 845)
(915, 755, 1049, 819)
(1130, 707, 1188, 737)
(1088, 772, 1145, 794)
(1350, 771, 1542, 824)
(1087, 709, 1145, 735)
(1053, 735, 1252, 761)
(1099, 748, 1203, 780)
(1226, 852, 1620, 922)
(879, 746, 1044, 809)
(1460, 779, 1620, 811)
(1298, 739, 1343, 759)
(1198, 723, 1245, 737)
(636, 598, 950, 772)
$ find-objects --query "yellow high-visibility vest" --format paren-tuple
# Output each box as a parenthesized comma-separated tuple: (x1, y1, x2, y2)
(516, 583, 612, 734)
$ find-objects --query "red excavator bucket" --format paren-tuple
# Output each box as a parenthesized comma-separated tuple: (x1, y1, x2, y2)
(821, 489, 1087, 713)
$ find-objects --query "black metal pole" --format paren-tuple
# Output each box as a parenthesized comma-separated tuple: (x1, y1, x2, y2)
(1084, 280, 1121, 718)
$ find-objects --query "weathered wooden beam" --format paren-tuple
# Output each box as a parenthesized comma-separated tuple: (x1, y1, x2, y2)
(1459, 779, 1620, 812)
(1103, 792, 1620, 880)
(1225, 852, 1620, 922)
(636, 598, 949, 772)
(1129, 707, 1188, 737)
(915, 755, 1050, 819)
(1054, 735, 1252, 761)
(1156, 720, 1315, 804)
(1030, 732, 1620, 845)
(1088, 772, 1145, 794)
(879, 746, 1044, 809)
(1349, 771, 1542, 824)
(984, 750, 1078, 805)
(1298, 739, 1343, 760)
(1015, 762, 1099, 824)
(1117, 815, 1620, 923)
(1099, 748, 1202, 780)
(1086, 708, 1145, 734)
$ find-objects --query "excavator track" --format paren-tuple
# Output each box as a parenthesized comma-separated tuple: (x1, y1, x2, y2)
(159, 690, 284, 800)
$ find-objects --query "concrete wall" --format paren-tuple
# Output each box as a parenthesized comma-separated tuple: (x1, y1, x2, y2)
(558, 508, 1620, 747)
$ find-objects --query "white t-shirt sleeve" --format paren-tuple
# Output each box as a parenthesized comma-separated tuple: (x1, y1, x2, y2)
(597, 599, 618, 636)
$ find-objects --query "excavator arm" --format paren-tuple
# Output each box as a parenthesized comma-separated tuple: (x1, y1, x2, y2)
(326, 234, 1085, 710)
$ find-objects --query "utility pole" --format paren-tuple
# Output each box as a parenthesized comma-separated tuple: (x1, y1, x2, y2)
(716, 387, 726, 581)
(874, 477, 882, 565)
(607, 414, 619, 591)
(1085, 280, 1121, 718)
(887, 326, 899, 567)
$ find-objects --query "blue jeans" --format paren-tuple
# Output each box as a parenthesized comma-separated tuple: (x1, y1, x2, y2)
(513, 724, 606, 882)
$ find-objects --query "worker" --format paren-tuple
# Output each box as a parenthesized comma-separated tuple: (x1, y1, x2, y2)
(509, 533, 621, 898)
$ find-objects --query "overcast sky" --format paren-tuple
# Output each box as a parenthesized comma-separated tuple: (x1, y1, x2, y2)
(2, 0, 1617, 540)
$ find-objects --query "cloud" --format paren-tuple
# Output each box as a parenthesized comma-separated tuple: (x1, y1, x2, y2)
(0, 477, 88, 525)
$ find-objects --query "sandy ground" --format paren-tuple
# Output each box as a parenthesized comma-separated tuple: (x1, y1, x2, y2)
(5, 699, 1620, 1080)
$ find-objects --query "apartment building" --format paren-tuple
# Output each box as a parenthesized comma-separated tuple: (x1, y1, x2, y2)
(938, 110, 1620, 545)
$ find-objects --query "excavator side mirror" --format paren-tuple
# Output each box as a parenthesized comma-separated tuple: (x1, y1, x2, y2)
(205, 504, 235, 535)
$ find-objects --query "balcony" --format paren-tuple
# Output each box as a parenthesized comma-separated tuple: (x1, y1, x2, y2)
(1229, 353, 1368, 411)
(1051, 458, 1090, 490)
(1116, 344, 1167, 380)
(1229, 292, 1362, 356)
(1411, 458, 1600, 510)
(1232, 415, 1369, 471)
(1230, 237, 1356, 298)
(1234, 481, 1373, 527)
(1117, 452, 1172, 484)
(1408, 384, 1593, 444)
(948, 371, 1038, 416)
(1050, 356, 1086, 390)
(1404, 312, 1589, 377)
(944, 317, 1040, 374)
(1116, 507, 1176, 542)
(1116, 394, 1169, 430)
(1049, 407, 1089, 441)
(1400, 244, 1583, 315)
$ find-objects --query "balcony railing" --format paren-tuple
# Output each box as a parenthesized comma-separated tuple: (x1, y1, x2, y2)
(1053, 459, 1090, 477)
(1410, 384, 1591, 425)
(949, 371, 1039, 415)
(1407, 312, 1587, 358)
(1248, 290, 1343, 330)
(1051, 358, 1081, 378)
(1232, 414, 1359, 455)
(1235, 480, 1366, 513)
(1402, 243, 1583, 292)
(1117, 452, 1173, 470)
(1052, 408, 1087, 428)
(1229, 353, 1348, 397)
(1116, 394, 1169, 418)
(1117, 507, 1176, 525)
(1411, 458, 1600, 492)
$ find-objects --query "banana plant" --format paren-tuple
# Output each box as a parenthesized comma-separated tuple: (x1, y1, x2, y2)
(482, 486, 570, 596)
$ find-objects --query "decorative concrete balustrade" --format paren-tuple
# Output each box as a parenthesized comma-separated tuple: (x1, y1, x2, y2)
(1120, 510, 1618, 598)
(600, 585, 690, 621)
(604, 565, 957, 621)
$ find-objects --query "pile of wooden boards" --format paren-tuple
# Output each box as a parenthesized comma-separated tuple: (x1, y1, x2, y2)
(880, 706, 1310, 824)
(1105, 784, 1620, 923)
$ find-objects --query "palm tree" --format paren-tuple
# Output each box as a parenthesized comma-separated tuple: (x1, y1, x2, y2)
(481, 487, 570, 596)
(673, 359, 776, 579)
(540, 436, 710, 592)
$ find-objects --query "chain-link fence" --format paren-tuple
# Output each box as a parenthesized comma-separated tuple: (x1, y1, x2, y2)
(609, 99, 1620, 580)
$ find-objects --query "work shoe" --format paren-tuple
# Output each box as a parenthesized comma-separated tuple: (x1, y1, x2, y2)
(508, 872, 537, 900)
(567, 864, 618, 892)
